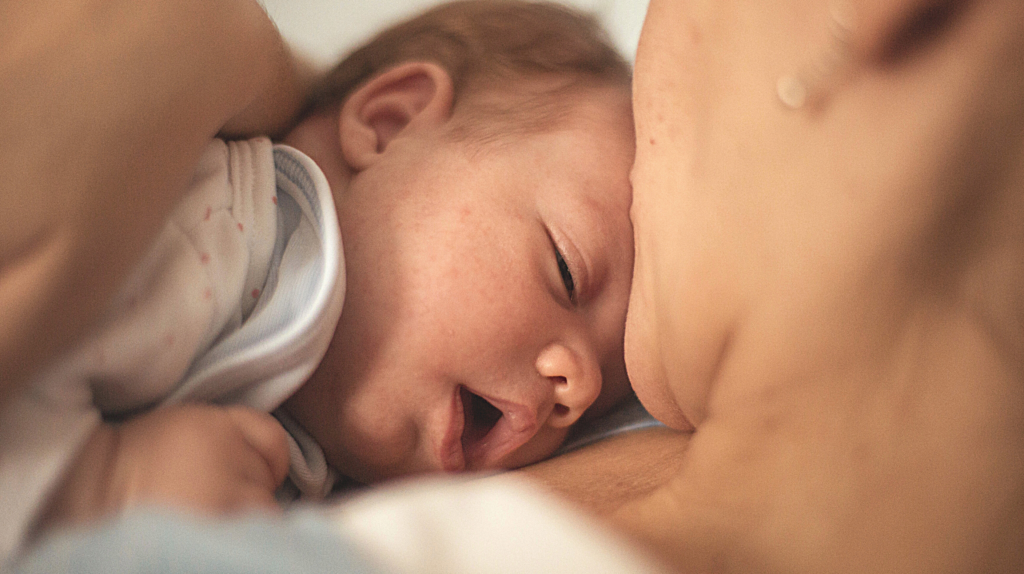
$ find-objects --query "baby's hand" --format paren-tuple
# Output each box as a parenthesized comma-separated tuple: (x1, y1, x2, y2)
(113, 404, 290, 512)
(41, 404, 290, 531)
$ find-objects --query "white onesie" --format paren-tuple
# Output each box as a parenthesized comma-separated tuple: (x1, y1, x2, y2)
(0, 138, 344, 560)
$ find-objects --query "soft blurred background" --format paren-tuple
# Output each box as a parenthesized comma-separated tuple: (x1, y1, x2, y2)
(259, 0, 649, 66)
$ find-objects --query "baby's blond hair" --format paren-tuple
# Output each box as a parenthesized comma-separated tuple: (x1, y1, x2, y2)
(302, 0, 631, 141)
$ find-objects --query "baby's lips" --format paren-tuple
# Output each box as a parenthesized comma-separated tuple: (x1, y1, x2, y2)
(438, 386, 467, 472)
(461, 392, 538, 469)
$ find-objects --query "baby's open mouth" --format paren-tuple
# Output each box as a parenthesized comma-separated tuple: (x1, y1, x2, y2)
(460, 385, 503, 456)
(453, 385, 539, 470)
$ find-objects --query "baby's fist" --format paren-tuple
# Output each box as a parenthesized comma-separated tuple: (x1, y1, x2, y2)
(111, 404, 290, 514)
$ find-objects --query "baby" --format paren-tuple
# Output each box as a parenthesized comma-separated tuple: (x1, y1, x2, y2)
(0, 0, 636, 555)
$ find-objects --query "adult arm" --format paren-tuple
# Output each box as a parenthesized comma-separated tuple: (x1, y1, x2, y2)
(0, 0, 306, 405)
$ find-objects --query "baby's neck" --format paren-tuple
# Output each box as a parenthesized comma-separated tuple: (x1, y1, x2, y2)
(280, 109, 351, 208)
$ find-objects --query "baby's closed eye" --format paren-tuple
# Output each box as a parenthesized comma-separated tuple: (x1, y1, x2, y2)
(555, 247, 576, 302)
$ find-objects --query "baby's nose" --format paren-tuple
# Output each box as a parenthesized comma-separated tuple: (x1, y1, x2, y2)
(534, 342, 602, 429)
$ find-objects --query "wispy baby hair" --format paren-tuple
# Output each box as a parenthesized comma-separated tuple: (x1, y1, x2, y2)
(301, 0, 631, 135)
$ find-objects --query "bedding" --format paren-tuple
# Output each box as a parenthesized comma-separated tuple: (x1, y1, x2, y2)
(15, 475, 668, 574)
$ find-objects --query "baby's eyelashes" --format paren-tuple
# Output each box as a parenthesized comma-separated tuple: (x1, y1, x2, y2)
(547, 228, 586, 306)
(555, 247, 576, 303)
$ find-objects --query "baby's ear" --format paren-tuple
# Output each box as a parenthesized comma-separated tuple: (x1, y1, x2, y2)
(339, 61, 454, 171)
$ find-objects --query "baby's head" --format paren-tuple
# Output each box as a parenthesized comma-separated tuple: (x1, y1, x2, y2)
(282, 0, 635, 483)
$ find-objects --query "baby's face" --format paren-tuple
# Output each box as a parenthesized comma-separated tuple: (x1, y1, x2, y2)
(286, 86, 636, 483)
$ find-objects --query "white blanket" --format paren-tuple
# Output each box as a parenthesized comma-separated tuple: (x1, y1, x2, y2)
(13, 476, 668, 574)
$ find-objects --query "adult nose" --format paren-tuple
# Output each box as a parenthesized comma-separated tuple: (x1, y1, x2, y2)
(534, 342, 602, 428)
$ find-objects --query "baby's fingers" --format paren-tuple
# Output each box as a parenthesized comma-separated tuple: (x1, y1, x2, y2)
(230, 483, 285, 514)
(224, 406, 291, 490)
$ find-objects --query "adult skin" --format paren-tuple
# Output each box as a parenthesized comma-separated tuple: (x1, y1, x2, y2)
(0, 0, 312, 404)
(616, 0, 1024, 572)
(517, 426, 689, 515)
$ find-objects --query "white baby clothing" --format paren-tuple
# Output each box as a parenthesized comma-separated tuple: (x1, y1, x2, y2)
(0, 137, 344, 560)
